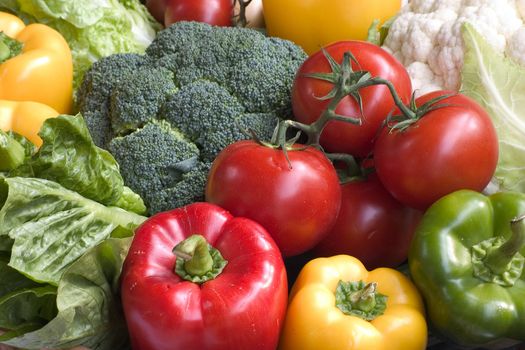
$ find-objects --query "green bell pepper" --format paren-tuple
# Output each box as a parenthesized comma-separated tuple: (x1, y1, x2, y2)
(409, 189, 525, 347)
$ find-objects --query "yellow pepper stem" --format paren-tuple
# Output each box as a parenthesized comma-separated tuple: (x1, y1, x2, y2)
(335, 280, 387, 321)
(0, 32, 22, 64)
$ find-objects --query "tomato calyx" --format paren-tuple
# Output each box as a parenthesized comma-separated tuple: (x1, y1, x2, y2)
(384, 92, 456, 132)
(232, 0, 252, 27)
(275, 48, 416, 149)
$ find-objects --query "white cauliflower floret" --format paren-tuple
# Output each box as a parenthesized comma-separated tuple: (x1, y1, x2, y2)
(384, 0, 525, 94)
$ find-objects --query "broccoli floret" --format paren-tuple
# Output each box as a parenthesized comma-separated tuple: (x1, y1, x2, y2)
(160, 80, 280, 162)
(76, 53, 150, 147)
(110, 67, 178, 135)
(108, 120, 208, 214)
(77, 21, 307, 214)
(147, 21, 306, 115)
(151, 161, 212, 215)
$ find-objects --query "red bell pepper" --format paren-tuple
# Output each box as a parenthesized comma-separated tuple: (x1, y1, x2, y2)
(120, 202, 288, 350)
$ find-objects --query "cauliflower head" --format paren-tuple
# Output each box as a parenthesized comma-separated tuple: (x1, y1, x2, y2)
(383, 0, 525, 94)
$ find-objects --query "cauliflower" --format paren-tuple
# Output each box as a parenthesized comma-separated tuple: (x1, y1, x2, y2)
(383, 0, 525, 94)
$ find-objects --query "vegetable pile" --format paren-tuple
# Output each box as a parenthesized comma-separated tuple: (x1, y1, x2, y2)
(2, 1, 525, 350)
(77, 21, 307, 214)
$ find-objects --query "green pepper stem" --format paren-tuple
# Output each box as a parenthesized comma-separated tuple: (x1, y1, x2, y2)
(173, 234, 214, 277)
(484, 214, 525, 274)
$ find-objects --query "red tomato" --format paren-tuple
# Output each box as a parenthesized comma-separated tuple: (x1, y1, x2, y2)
(374, 91, 499, 210)
(164, 0, 233, 27)
(205, 140, 342, 257)
(313, 173, 422, 269)
(292, 41, 412, 158)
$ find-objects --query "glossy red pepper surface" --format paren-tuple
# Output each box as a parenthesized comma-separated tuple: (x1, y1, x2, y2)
(120, 202, 288, 350)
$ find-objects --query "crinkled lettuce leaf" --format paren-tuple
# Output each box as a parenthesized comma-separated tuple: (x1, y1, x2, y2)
(0, 113, 147, 348)
(0, 177, 145, 285)
(461, 23, 525, 193)
(0, 238, 132, 350)
(0, 0, 161, 91)
(12, 114, 147, 214)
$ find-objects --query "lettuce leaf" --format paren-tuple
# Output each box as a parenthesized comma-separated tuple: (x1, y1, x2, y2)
(0, 177, 145, 285)
(0, 238, 132, 350)
(12, 114, 147, 214)
(0, 113, 147, 348)
(460, 23, 525, 193)
(0, 0, 161, 91)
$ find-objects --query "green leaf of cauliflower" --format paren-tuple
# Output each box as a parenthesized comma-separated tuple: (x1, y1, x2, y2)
(461, 23, 525, 192)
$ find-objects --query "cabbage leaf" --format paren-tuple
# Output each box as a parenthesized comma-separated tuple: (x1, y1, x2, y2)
(461, 23, 525, 193)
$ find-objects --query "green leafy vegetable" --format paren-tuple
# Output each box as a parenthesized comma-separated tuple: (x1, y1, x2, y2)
(367, 17, 396, 46)
(12, 114, 147, 214)
(0, 177, 145, 285)
(0, 129, 25, 172)
(461, 23, 525, 193)
(0, 238, 132, 350)
(0, 0, 161, 91)
(0, 113, 147, 348)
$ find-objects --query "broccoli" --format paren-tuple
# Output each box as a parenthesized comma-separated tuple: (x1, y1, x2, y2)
(77, 21, 307, 214)
(109, 120, 210, 214)
(110, 67, 178, 135)
(76, 53, 150, 147)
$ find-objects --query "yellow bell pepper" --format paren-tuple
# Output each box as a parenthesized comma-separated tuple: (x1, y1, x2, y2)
(279, 255, 427, 350)
(0, 100, 59, 147)
(262, 0, 402, 55)
(0, 12, 73, 114)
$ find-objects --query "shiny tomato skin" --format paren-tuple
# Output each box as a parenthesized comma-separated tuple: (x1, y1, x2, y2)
(164, 0, 233, 27)
(313, 173, 422, 269)
(374, 91, 499, 210)
(292, 41, 412, 158)
(205, 140, 342, 257)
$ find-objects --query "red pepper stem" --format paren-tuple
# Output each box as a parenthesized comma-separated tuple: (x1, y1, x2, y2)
(484, 214, 525, 274)
(173, 234, 214, 277)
